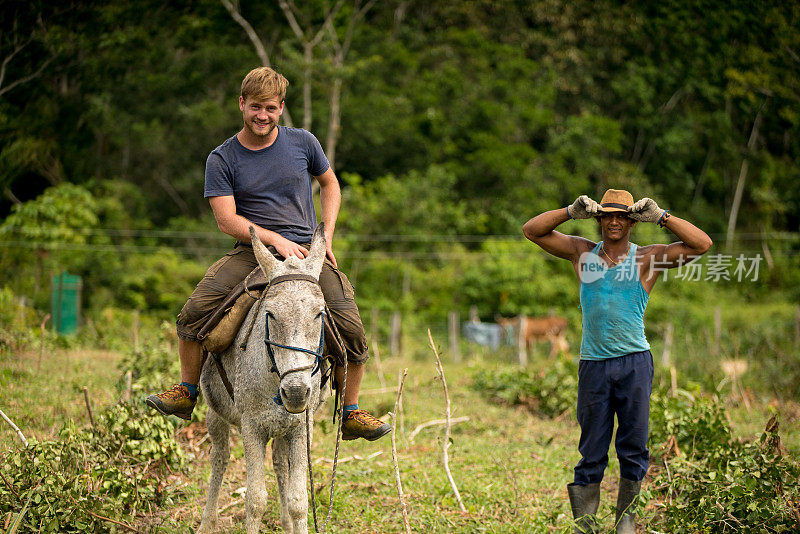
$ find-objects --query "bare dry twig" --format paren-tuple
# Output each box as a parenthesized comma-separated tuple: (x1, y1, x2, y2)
(428, 329, 466, 512)
(0, 408, 28, 447)
(83, 386, 96, 428)
(407, 417, 470, 443)
(37, 313, 50, 372)
(85, 510, 138, 532)
(390, 368, 412, 534)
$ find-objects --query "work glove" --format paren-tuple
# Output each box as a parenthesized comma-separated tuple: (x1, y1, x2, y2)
(628, 197, 665, 223)
(567, 195, 601, 220)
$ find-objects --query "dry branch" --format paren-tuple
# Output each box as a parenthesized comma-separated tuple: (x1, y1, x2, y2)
(428, 329, 466, 513)
(219, 498, 244, 515)
(0, 408, 28, 446)
(407, 416, 470, 443)
(123, 370, 132, 403)
(390, 368, 411, 534)
(83, 386, 95, 427)
(37, 313, 50, 372)
(359, 386, 397, 396)
(85, 511, 137, 532)
(312, 450, 383, 466)
(371, 340, 387, 389)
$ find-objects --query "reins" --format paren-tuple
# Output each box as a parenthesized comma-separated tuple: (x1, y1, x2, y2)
(309, 302, 347, 534)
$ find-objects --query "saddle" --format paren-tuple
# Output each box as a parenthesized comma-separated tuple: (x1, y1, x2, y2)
(196, 266, 346, 362)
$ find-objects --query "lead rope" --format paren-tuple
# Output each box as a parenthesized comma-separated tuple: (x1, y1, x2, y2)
(308, 304, 348, 533)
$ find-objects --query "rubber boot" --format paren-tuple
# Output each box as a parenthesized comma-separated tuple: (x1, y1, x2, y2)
(615, 478, 641, 534)
(567, 482, 600, 534)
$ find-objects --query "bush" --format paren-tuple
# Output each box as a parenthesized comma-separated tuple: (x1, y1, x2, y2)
(474, 361, 800, 531)
(649, 410, 800, 532)
(649, 388, 733, 461)
(0, 403, 186, 533)
(0, 286, 38, 352)
(471, 359, 578, 418)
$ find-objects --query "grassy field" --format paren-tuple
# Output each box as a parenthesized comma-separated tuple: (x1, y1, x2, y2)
(2, 338, 799, 533)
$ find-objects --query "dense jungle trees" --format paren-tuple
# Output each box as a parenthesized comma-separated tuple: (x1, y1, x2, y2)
(1, 0, 798, 311)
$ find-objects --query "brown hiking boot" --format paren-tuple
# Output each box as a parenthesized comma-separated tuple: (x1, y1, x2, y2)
(342, 409, 391, 441)
(146, 384, 196, 421)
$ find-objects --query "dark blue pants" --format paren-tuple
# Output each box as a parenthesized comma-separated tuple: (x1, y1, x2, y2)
(573, 350, 653, 485)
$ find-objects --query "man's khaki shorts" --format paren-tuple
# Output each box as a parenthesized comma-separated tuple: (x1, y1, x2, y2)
(176, 243, 369, 365)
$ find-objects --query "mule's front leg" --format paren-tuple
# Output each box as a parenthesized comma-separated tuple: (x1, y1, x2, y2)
(272, 435, 293, 533)
(198, 410, 230, 534)
(274, 427, 311, 534)
(242, 418, 269, 534)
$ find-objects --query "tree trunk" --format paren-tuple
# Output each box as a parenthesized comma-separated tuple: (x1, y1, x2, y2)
(221, 0, 294, 127)
(726, 107, 764, 250)
(302, 43, 313, 131)
(326, 75, 342, 170)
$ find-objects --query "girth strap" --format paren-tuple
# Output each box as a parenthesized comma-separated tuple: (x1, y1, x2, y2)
(211, 349, 235, 401)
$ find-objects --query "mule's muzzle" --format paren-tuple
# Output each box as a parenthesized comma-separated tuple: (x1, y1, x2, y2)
(280, 380, 312, 413)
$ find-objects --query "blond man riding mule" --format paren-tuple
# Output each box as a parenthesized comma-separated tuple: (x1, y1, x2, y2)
(146, 66, 389, 442)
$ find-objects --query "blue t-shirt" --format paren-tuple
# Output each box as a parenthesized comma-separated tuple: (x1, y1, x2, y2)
(204, 126, 330, 244)
(578, 242, 651, 360)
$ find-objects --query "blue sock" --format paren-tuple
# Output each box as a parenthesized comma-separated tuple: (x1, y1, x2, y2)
(344, 404, 359, 417)
(180, 382, 198, 401)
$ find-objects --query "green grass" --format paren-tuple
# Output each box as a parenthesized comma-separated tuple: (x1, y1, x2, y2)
(1, 338, 798, 533)
(0, 345, 123, 445)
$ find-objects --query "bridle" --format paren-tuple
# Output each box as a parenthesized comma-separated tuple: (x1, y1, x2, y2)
(263, 273, 326, 381)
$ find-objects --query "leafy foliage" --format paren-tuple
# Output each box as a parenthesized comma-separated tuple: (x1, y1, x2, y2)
(471, 359, 578, 418)
(473, 361, 800, 531)
(0, 403, 186, 533)
(0, 286, 37, 352)
(649, 391, 800, 532)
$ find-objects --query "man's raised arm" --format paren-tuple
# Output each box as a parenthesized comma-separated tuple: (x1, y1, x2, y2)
(629, 198, 713, 268)
(523, 196, 599, 262)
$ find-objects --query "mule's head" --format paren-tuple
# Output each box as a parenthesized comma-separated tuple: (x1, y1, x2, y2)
(250, 224, 327, 413)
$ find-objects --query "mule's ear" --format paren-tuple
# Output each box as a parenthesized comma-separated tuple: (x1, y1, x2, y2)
(250, 226, 279, 279)
(306, 222, 326, 278)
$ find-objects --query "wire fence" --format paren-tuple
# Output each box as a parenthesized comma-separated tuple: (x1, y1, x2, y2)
(1, 228, 798, 260)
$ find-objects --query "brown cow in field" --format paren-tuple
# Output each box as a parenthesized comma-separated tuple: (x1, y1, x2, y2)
(496, 315, 570, 358)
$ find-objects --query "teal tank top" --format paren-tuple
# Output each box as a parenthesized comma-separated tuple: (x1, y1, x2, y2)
(579, 242, 650, 360)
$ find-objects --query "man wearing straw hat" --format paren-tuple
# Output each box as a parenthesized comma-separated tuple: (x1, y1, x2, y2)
(522, 189, 712, 533)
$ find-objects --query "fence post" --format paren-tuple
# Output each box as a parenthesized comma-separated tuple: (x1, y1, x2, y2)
(448, 311, 460, 362)
(662, 322, 673, 367)
(517, 314, 527, 366)
(132, 310, 140, 353)
(390, 311, 402, 357)
(795, 306, 799, 350)
(370, 308, 379, 345)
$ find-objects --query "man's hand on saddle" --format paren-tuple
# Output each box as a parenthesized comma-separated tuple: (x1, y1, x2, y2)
(326, 244, 338, 269)
(567, 195, 602, 219)
(272, 234, 309, 260)
(627, 198, 665, 223)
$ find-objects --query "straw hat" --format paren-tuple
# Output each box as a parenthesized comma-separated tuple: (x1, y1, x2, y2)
(599, 189, 634, 213)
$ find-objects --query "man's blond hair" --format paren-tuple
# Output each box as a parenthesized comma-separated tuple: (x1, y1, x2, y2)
(240, 67, 289, 103)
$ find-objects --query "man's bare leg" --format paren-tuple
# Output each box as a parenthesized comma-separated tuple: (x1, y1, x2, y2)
(179, 338, 204, 385)
(335, 362, 364, 406)
(145, 337, 203, 420)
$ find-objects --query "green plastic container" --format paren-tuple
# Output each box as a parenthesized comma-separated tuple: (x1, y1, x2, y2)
(51, 272, 82, 334)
